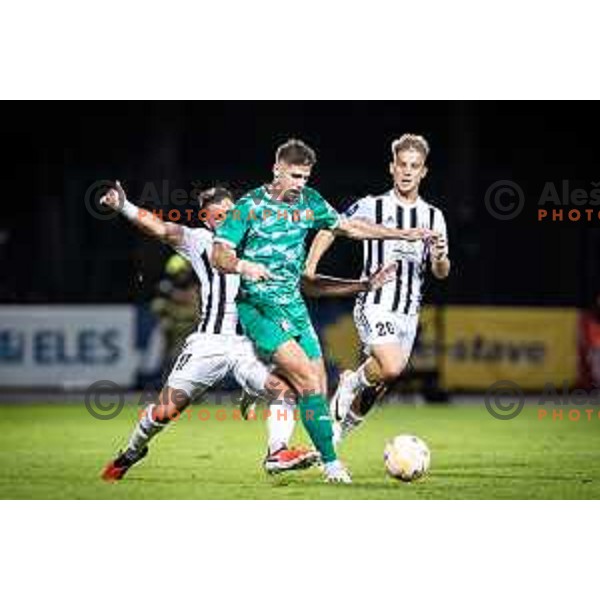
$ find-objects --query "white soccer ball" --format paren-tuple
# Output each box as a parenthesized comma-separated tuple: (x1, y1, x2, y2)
(384, 435, 431, 482)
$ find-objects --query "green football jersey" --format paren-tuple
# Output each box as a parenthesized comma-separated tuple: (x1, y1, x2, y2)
(214, 185, 340, 312)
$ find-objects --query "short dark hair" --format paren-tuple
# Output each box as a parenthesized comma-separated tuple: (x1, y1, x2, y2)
(275, 138, 317, 166)
(198, 186, 233, 208)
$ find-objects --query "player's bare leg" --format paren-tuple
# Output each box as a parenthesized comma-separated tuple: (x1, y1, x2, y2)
(272, 340, 351, 483)
(101, 386, 190, 481)
(331, 344, 409, 444)
(311, 356, 329, 395)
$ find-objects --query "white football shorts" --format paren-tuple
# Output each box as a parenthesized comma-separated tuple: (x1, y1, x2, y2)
(166, 332, 270, 398)
(353, 303, 419, 353)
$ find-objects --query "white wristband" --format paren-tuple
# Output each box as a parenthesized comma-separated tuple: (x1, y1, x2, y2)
(120, 199, 138, 220)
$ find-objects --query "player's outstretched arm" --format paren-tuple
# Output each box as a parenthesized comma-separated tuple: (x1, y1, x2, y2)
(99, 181, 184, 246)
(333, 218, 437, 242)
(211, 242, 272, 282)
(302, 263, 397, 298)
(304, 230, 336, 277)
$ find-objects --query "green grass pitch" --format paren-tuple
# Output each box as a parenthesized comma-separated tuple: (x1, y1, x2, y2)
(0, 401, 599, 499)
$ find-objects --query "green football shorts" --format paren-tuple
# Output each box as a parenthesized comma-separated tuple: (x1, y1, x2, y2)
(237, 299, 322, 361)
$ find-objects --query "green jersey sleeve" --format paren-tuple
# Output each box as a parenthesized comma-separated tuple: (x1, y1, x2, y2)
(214, 197, 253, 248)
(307, 188, 340, 230)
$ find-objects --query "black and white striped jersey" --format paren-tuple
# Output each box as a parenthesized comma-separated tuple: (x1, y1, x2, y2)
(344, 189, 448, 316)
(173, 226, 244, 336)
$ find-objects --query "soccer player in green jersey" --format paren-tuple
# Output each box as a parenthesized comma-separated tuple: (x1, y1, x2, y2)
(212, 139, 434, 483)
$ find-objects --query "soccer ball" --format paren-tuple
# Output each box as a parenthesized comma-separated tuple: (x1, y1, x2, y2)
(384, 435, 431, 482)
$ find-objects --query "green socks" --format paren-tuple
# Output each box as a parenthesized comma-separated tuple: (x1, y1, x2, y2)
(299, 393, 337, 464)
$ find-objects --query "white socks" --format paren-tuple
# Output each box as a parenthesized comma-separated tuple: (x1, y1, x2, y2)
(346, 364, 372, 395)
(267, 400, 296, 454)
(128, 405, 167, 453)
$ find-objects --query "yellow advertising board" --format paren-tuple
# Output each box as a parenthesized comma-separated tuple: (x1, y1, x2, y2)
(321, 305, 579, 390)
(441, 306, 578, 390)
(322, 313, 361, 371)
(410, 305, 437, 372)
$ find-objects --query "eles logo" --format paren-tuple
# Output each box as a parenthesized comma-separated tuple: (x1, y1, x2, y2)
(0, 330, 25, 363)
(33, 329, 121, 365)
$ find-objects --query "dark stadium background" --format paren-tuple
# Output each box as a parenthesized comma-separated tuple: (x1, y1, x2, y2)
(2, 101, 598, 308)
(2, 101, 600, 396)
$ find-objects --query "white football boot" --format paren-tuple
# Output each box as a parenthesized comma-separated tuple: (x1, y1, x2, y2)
(330, 370, 357, 424)
(323, 460, 352, 484)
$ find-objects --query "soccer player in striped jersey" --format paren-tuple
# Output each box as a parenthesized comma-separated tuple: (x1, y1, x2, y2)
(305, 134, 450, 443)
(98, 182, 396, 481)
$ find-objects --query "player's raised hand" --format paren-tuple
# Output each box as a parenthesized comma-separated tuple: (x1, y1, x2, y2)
(430, 235, 448, 261)
(368, 262, 398, 291)
(236, 259, 272, 282)
(99, 180, 127, 211)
